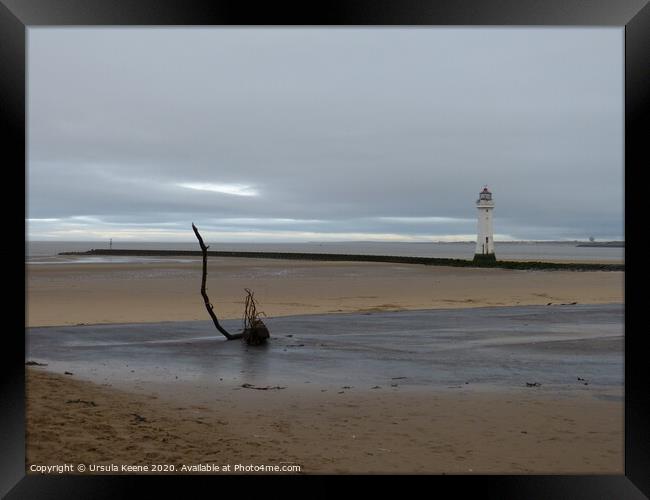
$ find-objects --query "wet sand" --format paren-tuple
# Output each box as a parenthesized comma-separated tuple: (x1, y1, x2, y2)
(26, 305, 623, 474)
(27, 304, 624, 391)
(26, 258, 624, 327)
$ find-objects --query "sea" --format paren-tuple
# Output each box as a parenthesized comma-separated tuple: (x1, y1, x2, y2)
(26, 241, 625, 265)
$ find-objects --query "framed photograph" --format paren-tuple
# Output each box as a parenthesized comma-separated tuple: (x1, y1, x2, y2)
(3, 0, 648, 497)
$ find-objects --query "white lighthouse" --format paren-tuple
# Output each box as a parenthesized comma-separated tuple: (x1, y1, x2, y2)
(474, 186, 496, 263)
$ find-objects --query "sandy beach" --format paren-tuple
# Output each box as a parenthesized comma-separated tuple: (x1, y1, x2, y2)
(25, 258, 625, 474)
(26, 257, 624, 327)
(26, 369, 623, 474)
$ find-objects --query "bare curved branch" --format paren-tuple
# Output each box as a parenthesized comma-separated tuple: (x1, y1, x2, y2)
(192, 223, 243, 340)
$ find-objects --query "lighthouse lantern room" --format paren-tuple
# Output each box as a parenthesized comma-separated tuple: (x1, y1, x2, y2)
(474, 186, 496, 263)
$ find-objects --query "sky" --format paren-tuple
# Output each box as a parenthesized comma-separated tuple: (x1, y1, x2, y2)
(27, 28, 624, 242)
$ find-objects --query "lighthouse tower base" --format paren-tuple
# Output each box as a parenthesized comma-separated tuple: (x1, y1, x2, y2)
(473, 253, 497, 265)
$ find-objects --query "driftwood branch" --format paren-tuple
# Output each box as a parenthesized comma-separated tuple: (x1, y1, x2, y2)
(242, 288, 270, 345)
(192, 223, 242, 340)
(243, 288, 266, 330)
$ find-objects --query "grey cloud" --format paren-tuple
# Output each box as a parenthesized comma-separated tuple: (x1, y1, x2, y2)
(28, 27, 623, 241)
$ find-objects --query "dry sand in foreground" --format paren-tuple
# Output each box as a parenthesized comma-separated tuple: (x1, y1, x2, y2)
(26, 369, 623, 474)
(27, 258, 624, 327)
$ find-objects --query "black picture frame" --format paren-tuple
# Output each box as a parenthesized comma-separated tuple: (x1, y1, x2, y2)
(2, 0, 648, 497)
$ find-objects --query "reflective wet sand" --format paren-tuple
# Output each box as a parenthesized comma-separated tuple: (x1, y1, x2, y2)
(28, 304, 623, 397)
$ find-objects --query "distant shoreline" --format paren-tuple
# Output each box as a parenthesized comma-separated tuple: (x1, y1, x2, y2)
(576, 242, 625, 248)
(59, 249, 624, 271)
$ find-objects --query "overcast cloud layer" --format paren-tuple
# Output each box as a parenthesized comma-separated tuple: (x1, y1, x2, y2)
(27, 28, 623, 242)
